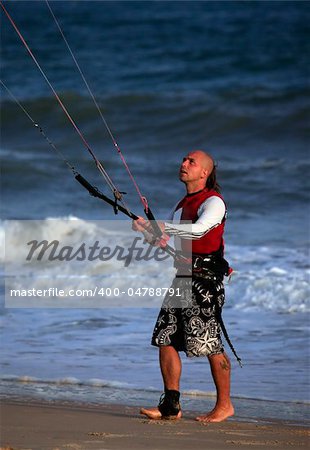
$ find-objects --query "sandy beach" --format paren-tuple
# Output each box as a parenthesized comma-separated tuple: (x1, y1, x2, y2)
(0, 399, 309, 450)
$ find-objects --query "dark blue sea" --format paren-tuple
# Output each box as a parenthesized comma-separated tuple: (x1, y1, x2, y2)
(0, 1, 309, 423)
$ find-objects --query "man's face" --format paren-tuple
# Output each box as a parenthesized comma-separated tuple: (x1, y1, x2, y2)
(179, 152, 208, 183)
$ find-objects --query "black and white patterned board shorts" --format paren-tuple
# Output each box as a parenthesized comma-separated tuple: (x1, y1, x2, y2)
(151, 274, 225, 357)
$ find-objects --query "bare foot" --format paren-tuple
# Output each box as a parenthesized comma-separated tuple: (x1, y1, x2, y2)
(140, 406, 182, 420)
(195, 404, 234, 423)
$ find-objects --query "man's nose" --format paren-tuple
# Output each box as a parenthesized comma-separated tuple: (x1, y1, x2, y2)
(181, 160, 187, 168)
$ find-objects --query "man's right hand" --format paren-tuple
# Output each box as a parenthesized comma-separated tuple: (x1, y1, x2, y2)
(132, 216, 148, 232)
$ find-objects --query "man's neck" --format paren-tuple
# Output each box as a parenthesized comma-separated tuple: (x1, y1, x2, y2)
(185, 182, 206, 194)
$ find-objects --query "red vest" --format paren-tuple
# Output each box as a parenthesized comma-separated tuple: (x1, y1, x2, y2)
(175, 188, 226, 255)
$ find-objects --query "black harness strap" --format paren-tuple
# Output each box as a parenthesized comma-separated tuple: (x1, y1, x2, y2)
(215, 304, 243, 367)
(191, 260, 242, 368)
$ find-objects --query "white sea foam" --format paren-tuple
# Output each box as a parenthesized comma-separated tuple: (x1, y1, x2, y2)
(0, 374, 137, 390)
(225, 244, 309, 313)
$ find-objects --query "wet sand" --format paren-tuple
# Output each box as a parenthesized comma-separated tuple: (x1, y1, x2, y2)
(0, 399, 309, 450)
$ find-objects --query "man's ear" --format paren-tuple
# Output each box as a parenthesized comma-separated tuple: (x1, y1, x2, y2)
(201, 167, 209, 179)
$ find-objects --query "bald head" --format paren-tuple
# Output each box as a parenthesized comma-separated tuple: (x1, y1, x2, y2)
(190, 150, 214, 173)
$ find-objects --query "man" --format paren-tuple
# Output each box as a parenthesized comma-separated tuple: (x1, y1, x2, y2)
(133, 150, 234, 423)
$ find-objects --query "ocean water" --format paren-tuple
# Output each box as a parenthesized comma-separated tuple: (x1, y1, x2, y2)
(0, 1, 309, 423)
